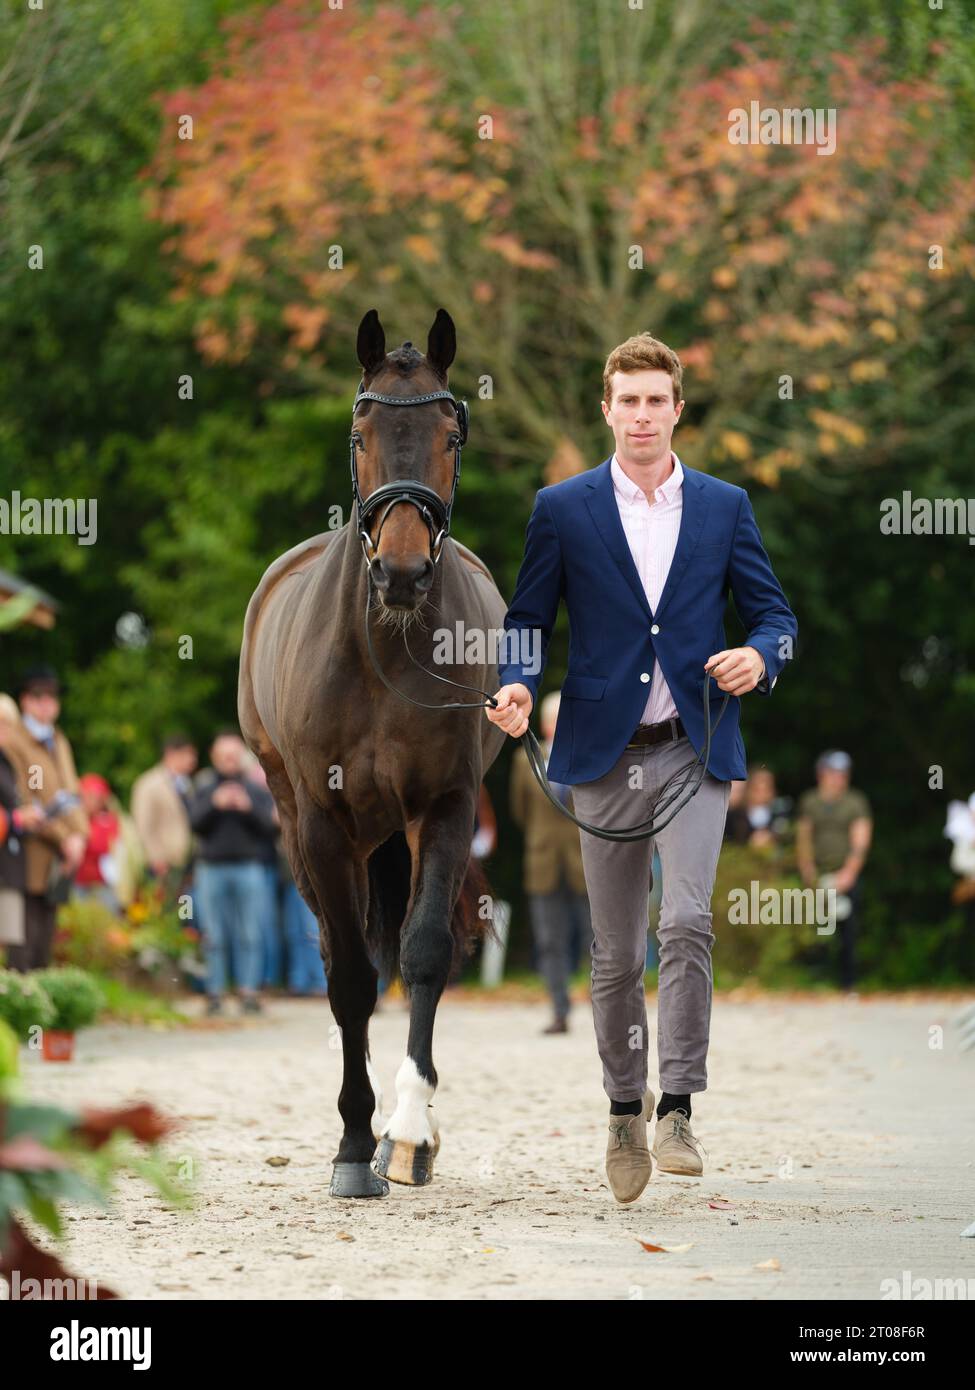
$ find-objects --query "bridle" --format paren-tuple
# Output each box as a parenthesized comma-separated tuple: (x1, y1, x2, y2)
(351, 379, 469, 566)
(351, 378, 729, 842)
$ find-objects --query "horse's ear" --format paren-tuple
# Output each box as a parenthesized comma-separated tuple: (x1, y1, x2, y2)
(356, 309, 386, 376)
(425, 308, 456, 380)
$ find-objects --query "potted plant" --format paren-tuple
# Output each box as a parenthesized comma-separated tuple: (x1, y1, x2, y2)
(31, 967, 104, 1062)
(0, 969, 55, 1043)
(0, 1017, 188, 1298)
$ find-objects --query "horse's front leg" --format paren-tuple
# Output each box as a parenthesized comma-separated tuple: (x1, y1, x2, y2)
(296, 793, 388, 1199)
(372, 789, 475, 1186)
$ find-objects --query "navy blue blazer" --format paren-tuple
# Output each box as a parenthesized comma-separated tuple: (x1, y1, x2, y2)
(497, 456, 798, 785)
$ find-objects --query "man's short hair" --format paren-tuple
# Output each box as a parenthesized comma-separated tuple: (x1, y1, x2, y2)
(162, 732, 194, 754)
(603, 332, 683, 407)
(211, 726, 242, 746)
(17, 664, 61, 698)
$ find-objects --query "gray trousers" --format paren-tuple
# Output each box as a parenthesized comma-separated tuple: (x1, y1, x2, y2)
(571, 736, 730, 1101)
(529, 869, 593, 1020)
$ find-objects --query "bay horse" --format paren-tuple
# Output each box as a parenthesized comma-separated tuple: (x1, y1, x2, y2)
(238, 308, 507, 1197)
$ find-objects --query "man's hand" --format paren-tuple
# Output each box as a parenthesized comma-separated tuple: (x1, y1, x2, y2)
(832, 866, 859, 894)
(704, 646, 765, 696)
(213, 783, 251, 811)
(12, 804, 44, 833)
(61, 832, 86, 874)
(486, 683, 533, 738)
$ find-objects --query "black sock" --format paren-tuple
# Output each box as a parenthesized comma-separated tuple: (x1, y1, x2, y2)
(609, 1099, 642, 1116)
(656, 1092, 691, 1120)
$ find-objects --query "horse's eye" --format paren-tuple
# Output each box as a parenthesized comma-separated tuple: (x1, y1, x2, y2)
(351, 431, 364, 450)
(446, 433, 460, 450)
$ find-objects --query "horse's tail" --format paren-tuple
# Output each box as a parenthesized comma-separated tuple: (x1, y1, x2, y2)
(365, 832, 497, 986)
(449, 853, 497, 981)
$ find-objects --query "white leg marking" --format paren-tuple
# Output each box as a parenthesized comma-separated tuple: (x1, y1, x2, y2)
(382, 1056, 437, 1145)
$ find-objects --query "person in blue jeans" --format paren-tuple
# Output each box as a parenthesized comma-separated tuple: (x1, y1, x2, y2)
(283, 878, 327, 996)
(189, 730, 277, 1016)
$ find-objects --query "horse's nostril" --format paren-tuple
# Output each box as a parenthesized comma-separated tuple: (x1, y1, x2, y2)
(376, 556, 432, 602)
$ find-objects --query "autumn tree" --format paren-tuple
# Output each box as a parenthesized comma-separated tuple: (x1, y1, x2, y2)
(147, 0, 975, 486)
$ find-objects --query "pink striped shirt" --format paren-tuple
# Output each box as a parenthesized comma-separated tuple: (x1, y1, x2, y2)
(610, 451, 683, 724)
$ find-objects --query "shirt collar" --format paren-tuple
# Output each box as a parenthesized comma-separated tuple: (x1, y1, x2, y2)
(611, 451, 683, 505)
(22, 712, 56, 745)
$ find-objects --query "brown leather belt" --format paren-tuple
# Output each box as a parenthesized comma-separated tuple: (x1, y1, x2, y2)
(625, 716, 685, 749)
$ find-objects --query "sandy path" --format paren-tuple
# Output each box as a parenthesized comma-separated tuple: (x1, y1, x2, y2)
(8, 991, 975, 1300)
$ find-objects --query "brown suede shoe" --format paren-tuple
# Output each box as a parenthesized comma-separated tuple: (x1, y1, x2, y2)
(651, 1108, 705, 1176)
(605, 1089, 655, 1204)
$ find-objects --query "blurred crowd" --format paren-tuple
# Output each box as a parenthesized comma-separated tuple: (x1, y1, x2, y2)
(0, 666, 326, 1016)
(16, 667, 975, 1029)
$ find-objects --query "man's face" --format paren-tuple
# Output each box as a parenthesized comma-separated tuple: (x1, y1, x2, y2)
(817, 767, 849, 798)
(749, 770, 775, 803)
(171, 745, 198, 777)
(21, 690, 60, 725)
(81, 786, 108, 816)
(601, 368, 684, 468)
(211, 736, 244, 777)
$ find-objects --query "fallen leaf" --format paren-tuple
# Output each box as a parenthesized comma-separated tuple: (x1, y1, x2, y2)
(637, 1238, 696, 1254)
(76, 1104, 177, 1149)
(265, 1156, 290, 1167)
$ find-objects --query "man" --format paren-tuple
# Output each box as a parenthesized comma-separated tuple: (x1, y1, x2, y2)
(131, 734, 197, 890)
(0, 694, 44, 958)
(5, 667, 88, 971)
(510, 691, 593, 1035)
(189, 730, 276, 1016)
(725, 766, 787, 850)
(797, 751, 872, 992)
(487, 332, 797, 1204)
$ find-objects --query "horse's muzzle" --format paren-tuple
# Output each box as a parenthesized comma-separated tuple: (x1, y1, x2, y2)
(370, 555, 435, 608)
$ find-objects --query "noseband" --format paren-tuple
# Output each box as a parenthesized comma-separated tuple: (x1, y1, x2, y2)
(350, 381, 470, 565)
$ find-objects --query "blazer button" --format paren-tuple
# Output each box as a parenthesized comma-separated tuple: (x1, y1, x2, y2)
(650, 624, 660, 635)
(639, 672, 650, 683)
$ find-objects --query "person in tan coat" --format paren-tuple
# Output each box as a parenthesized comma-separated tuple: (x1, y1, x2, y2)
(4, 667, 88, 970)
(510, 691, 593, 1034)
(130, 734, 197, 886)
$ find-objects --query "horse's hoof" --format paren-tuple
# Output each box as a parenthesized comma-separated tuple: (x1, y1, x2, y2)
(330, 1161, 389, 1198)
(374, 1128, 440, 1156)
(371, 1135, 436, 1186)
